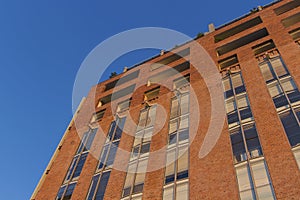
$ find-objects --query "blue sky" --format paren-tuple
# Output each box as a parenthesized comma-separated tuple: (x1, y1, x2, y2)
(0, 0, 273, 199)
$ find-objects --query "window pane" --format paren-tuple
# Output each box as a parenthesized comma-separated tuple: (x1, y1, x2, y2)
(133, 183, 144, 194)
(260, 63, 275, 82)
(273, 93, 288, 108)
(226, 99, 237, 114)
(77, 132, 88, 154)
(176, 182, 188, 200)
(163, 186, 174, 200)
(135, 159, 148, 185)
(140, 142, 151, 154)
(174, 75, 190, 89)
(239, 189, 256, 200)
(237, 94, 249, 108)
(223, 77, 234, 98)
(106, 141, 119, 167)
(87, 174, 100, 200)
(223, 77, 231, 92)
(165, 149, 176, 184)
(169, 120, 178, 134)
(232, 73, 243, 89)
(268, 82, 283, 98)
(180, 94, 189, 115)
(123, 162, 137, 196)
(271, 57, 288, 77)
(143, 128, 153, 142)
(281, 77, 296, 92)
(117, 99, 131, 112)
(179, 129, 189, 143)
(279, 110, 300, 146)
(227, 111, 239, 125)
(98, 145, 109, 169)
(146, 106, 157, 127)
(244, 124, 262, 158)
(85, 130, 96, 151)
(288, 90, 300, 105)
(179, 115, 189, 130)
(114, 118, 126, 140)
(256, 185, 275, 200)
(56, 186, 66, 200)
(239, 107, 253, 121)
(65, 156, 79, 181)
(63, 182, 76, 200)
(169, 133, 177, 145)
(107, 121, 116, 141)
(73, 153, 88, 178)
(251, 160, 270, 187)
(170, 98, 179, 119)
(95, 171, 111, 200)
(293, 148, 300, 170)
(177, 146, 188, 173)
(236, 164, 253, 192)
(137, 110, 147, 130)
(230, 128, 246, 163)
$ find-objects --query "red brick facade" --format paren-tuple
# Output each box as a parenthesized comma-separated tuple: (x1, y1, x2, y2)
(32, 1, 300, 199)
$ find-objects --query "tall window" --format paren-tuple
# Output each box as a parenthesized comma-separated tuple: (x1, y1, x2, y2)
(257, 51, 300, 169)
(121, 105, 157, 200)
(222, 68, 275, 200)
(86, 117, 126, 200)
(56, 128, 97, 200)
(163, 83, 190, 200)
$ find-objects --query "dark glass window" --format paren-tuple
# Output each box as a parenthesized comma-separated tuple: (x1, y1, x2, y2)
(280, 110, 300, 146)
(56, 186, 66, 200)
(87, 175, 100, 200)
(63, 183, 76, 200)
(94, 171, 111, 200)
(72, 153, 88, 178)
(230, 128, 246, 162)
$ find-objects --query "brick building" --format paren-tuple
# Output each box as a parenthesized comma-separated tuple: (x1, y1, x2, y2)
(31, 0, 300, 199)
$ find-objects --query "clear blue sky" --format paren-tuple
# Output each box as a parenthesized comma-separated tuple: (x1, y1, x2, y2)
(0, 0, 273, 199)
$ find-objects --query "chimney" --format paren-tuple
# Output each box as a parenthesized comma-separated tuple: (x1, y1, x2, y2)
(208, 23, 215, 33)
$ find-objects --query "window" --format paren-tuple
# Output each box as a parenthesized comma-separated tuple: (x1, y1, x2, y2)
(122, 106, 157, 199)
(150, 48, 190, 71)
(56, 129, 97, 200)
(293, 146, 300, 170)
(56, 182, 77, 200)
(91, 110, 106, 123)
(99, 84, 136, 106)
(218, 55, 239, 70)
(274, 0, 300, 15)
(258, 54, 300, 147)
(281, 12, 300, 28)
(214, 17, 262, 43)
(222, 70, 275, 199)
(252, 40, 276, 56)
(236, 159, 275, 200)
(173, 75, 190, 90)
(163, 91, 189, 200)
(86, 171, 111, 200)
(86, 117, 126, 200)
(289, 28, 300, 42)
(117, 98, 131, 113)
(104, 70, 139, 91)
(144, 87, 160, 101)
(64, 129, 97, 182)
(216, 28, 269, 56)
(148, 62, 190, 84)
